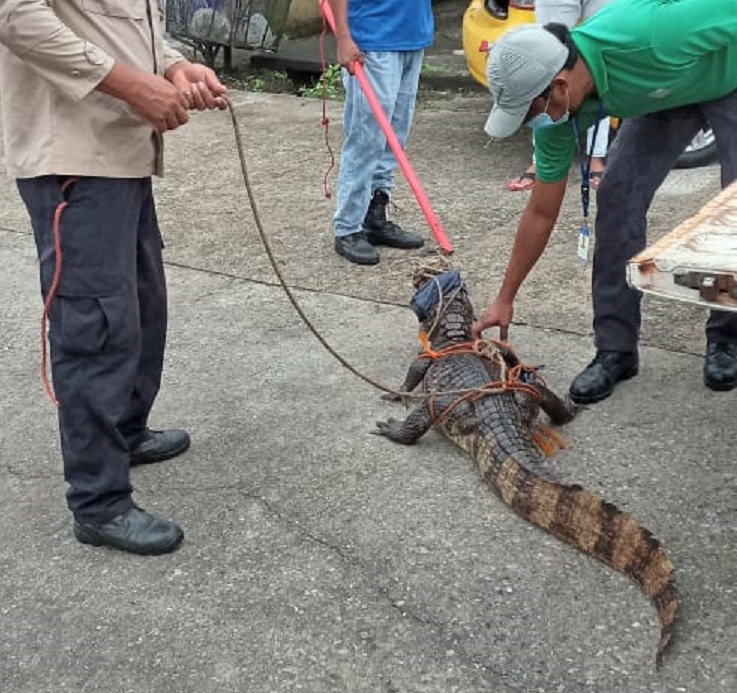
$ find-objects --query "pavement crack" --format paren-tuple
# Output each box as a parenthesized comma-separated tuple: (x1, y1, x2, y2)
(162, 259, 414, 310)
(163, 259, 706, 358)
(513, 319, 705, 358)
(232, 488, 521, 689)
(68, 480, 531, 691)
(236, 487, 356, 562)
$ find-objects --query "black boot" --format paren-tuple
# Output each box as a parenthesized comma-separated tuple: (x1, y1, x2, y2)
(703, 341, 737, 391)
(334, 231, 380, 265)
(364, 190, 424, 249)
(130, 428, 190, 467)
(569, 350, 639, 405)
(73, 507, 184, 555)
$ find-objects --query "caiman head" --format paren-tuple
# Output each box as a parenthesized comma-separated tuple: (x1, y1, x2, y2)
(409, 266, 475, 348)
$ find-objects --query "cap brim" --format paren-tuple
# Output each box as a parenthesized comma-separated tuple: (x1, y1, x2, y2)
(484, 104, 527, 139)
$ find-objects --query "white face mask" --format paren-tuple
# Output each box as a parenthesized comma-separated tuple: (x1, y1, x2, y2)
(527, 88, 570, 129)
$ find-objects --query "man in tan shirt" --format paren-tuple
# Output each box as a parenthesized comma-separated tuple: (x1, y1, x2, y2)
(0, 0, 227, 555)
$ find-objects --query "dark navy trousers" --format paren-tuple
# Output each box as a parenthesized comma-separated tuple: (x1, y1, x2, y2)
(593, 89, 737, 352)
(17, 177, 167, 524)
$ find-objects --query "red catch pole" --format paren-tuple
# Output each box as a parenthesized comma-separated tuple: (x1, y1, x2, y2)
(317, 0, 453, 254)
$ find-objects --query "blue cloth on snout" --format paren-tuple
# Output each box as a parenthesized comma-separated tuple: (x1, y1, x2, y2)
(410, 270, 463, 321)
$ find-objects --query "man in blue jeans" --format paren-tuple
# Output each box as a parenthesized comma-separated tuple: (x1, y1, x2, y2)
(472, 0, 737, 402)
(327, 0, 433, 265)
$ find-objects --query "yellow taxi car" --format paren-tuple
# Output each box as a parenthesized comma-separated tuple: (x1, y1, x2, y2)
(461, 0, 716, 168)
(462, 0, 536, 87)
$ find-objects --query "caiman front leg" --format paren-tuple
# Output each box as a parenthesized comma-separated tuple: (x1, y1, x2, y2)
(381, 357, 432, 403)
(372, 401, 434, 445)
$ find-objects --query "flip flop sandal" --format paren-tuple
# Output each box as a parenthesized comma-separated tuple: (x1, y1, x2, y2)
(506, 171, 536, 192)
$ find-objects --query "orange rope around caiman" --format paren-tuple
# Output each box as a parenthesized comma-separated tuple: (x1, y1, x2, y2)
(416, 334, 545, 426)
(415, 335, 568, 456)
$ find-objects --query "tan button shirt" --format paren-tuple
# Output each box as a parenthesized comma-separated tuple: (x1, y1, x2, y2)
(0, 0, 186, 179)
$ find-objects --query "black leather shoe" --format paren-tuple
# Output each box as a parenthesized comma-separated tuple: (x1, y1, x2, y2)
(130, 428, 190, 467)
(703, 341, 737, 391)
(73, 507, 184, 555)
(569, 351, 639, 405)
(334, 231, 380, 265)
(364, 190, 424, 249)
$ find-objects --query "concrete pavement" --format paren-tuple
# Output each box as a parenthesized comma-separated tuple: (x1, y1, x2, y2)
(1, 85, 735, 693)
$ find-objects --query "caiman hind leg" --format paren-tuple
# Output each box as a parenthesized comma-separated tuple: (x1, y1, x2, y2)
(516, 370, 579, 426)
(537, 386, 579, 425)
(374, 391, 461, 444)
(372, 400, 434, 444)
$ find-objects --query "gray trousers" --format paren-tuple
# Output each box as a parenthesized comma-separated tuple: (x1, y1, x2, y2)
(17, 177, 167, 523)
(593, 90, 737, 352)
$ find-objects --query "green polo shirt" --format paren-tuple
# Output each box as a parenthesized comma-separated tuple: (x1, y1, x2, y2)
(535, 0, 737, 183)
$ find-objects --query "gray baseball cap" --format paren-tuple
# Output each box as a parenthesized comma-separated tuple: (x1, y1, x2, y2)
(484, 24, 569, 138)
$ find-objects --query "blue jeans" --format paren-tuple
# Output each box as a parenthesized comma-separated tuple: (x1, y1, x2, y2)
(333, 50, 423, 237)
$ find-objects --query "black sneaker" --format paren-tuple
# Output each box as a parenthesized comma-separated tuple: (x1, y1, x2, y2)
(703, 341, 737, 391)
(364, 190, 424, 249)
(334, 231, 380, 265)
(569, 350, 639, 405)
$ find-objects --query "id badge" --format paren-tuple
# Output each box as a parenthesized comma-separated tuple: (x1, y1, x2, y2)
(577, 225, 591, 263)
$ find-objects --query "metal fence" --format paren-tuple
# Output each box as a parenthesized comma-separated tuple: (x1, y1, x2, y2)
(166, 0, 293, 66)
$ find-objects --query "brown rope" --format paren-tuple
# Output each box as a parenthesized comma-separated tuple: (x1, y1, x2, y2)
(225, 98, 542, 405)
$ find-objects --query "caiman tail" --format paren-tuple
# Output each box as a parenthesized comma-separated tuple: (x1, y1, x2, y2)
(383, 261, 678, 664)
(478, 448, 677, 666)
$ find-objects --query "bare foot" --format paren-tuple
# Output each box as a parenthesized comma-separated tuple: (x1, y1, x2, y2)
(506, 165, 536, 192)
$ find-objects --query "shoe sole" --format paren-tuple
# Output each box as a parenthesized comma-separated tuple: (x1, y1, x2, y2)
(703, 377, 737, 392)
(74, 524, 184, 555)
(569, 365, 639, 405)
(130, 438, 191, 466)
(366, 237, 425, 249)
(365, 231, 424, 249)
(334, 247, 380, 265)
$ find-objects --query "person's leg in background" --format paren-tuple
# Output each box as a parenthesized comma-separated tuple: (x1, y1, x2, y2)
(505, 133, 537, 192)
(569, 107, 703, 404)
(587, 116, 610, 188)
(17, 176, 185, 554)
(579, 0, 614, 188)
(333, 51, 408, 265)
(363, 49, 424, 250)
(699, 90, 737, 390)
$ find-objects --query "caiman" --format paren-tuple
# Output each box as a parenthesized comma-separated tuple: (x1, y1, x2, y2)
(373, 264, 677, 666)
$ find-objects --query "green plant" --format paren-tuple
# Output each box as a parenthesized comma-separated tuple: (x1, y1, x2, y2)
(247, 76, 266, 92)
(421, 62, 447, 75)
(299, 63, 344, 100)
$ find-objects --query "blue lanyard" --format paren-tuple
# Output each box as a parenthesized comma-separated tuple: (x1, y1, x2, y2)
(571, 100, 605, 221)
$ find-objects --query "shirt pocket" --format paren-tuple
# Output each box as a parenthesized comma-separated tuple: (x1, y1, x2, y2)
(81, 0, 147, 19)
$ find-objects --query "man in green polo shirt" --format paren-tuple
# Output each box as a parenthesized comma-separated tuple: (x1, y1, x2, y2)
(472, 0, 737, 404)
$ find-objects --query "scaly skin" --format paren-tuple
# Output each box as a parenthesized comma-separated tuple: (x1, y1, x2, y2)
(374, 275, 676, 666)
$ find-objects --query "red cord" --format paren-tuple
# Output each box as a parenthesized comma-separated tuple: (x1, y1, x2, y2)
(319, 10, 335, 199)
(41, 178, 76, 406)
